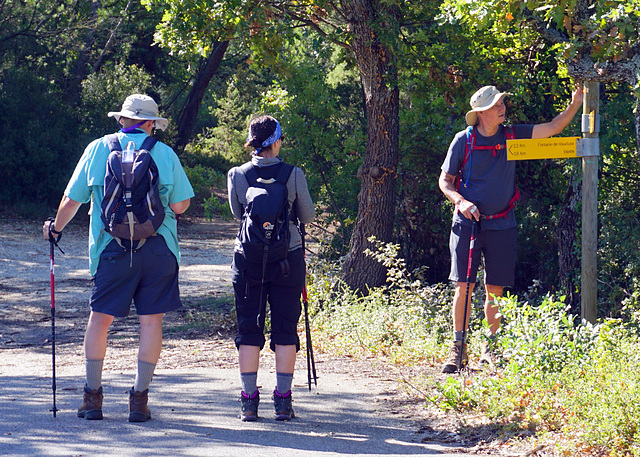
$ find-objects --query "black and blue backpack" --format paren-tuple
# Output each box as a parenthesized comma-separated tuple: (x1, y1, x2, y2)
(100, 134, 165, 247)
(237, 162, 294, 266)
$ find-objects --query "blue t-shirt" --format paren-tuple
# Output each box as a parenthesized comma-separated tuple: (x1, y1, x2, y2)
(441, 124, 534, 231)
(65, 131, 195, 275)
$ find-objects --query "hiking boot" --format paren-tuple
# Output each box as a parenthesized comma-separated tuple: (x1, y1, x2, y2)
(128, 388, 151, 422)
(440, 341, 468, 373)
(480, 337, 499, 367)
(273, 389, 295, 421)
(240, 390, 260, 421)
(78, 385, 103, 420)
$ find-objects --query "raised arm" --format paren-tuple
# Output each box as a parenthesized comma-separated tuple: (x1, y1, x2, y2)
(531, 84, 584, 139)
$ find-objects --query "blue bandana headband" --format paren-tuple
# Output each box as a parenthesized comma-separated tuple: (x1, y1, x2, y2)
(249, 120, 282, 154)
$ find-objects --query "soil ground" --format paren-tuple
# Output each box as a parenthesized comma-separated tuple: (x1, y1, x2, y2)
(0, 216, 544, 456)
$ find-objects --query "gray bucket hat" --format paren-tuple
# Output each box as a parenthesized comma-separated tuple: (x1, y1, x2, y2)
(465, 85, 512, 126)
(107, 94, 168, 131)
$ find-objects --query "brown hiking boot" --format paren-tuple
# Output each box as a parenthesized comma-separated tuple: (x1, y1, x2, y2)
(480, 336, 499, 367)
(441, 341, 468, 373)
(128, 388, 151, 422)
(78, 385, 103, 420)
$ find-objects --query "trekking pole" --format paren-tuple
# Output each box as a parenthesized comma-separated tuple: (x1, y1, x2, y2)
(299, 224, 317, 390)
(458, 219, 478, 372)
(47, 218, 64, 418)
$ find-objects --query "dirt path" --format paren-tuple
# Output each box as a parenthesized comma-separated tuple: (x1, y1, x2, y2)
(0, 216, 241, 369)
(0, 216, 533, 456)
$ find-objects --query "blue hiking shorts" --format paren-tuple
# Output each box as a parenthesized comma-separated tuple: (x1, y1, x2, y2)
(449, 223, 517, 287)
(89, 235, 182, 317)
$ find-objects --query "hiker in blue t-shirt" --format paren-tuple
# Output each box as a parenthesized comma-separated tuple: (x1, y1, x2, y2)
(42, 94, 194, 422)
(227, 115, 315, 421)
(438, 84, 583, 373)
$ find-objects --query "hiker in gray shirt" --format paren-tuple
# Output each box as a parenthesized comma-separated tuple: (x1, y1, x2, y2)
(227, 115, 315, 421)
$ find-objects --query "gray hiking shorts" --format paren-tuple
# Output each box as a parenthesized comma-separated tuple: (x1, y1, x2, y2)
(449, 223, 517, 287)
(89, 235, 182, 317)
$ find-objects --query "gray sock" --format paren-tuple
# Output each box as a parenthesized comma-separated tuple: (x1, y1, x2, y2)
(453, 331, 465, 342)
(133, 360, 156, 392)
(241, 372, 258, 396)
(85, 359, 104, 391)
(276, 372, 293, 395)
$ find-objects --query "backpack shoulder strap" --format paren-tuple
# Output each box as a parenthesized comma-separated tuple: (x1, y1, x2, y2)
(504, 125, 515, 140)
(238, 162, 259, 185)
(275, 163, 295, 184)
(105, 134, 122, 152)
(140, 136, 158, 152)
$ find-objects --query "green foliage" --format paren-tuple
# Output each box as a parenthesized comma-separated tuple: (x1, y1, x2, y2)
(80, 63, 154, 136)
(203, 193, 233, 221)
(310, 237, 454, 364)
(0, 69, 85, 210)
(311, 242, 640, 455)
(254, 32, 365, 258)
(183, 165, 226, 196)
(439, 0, 640, 61)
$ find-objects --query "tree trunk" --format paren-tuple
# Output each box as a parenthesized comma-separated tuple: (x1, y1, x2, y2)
(339, 0, 400, 292)
(174, 40, 229, 153)
(555, 169, 581, 314)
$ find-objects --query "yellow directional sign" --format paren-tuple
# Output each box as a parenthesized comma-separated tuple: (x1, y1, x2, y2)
(507, 137, 581, 161)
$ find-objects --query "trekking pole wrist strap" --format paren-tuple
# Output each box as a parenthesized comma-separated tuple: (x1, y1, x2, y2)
(47, 218, 62, 235)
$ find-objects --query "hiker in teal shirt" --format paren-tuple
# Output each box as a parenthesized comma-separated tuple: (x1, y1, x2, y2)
(43, 94, 194, 423)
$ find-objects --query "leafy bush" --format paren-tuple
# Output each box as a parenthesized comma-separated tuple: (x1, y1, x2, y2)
(309, 237, 454, 365)
(0, 69, 85, 212)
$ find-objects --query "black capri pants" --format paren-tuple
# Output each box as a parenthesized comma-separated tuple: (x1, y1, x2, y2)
(232, 248, 305, 351)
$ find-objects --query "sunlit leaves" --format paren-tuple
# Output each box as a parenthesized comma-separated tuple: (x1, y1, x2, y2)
(440, 0, 640, 62)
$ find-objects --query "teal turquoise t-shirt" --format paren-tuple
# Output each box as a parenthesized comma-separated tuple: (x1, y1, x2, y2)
(64, 131, 195, 275)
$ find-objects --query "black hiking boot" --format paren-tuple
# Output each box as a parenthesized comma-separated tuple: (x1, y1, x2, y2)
(78, 385, 103, 420)
(240, 390, 260, 422)
(128, 388, 151, 422)
(273, 389, 295, 421)
(441, 341, 468, 374)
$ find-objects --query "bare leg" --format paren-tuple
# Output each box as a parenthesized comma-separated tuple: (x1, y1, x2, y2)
(274, 345, 296, 373)
(138, 313, 164, 364)
(238, 345, 260, 373)
(84, 311, 114, 359)
(484, 284, 504, 335)
(452, 281, 476, 332)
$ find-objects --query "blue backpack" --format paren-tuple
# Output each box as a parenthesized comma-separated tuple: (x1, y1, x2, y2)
(100, 134, 165, 246)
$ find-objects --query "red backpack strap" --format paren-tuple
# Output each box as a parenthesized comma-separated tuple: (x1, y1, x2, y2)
(483, 188, 520, 220)
(504, 125, 515, 140)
